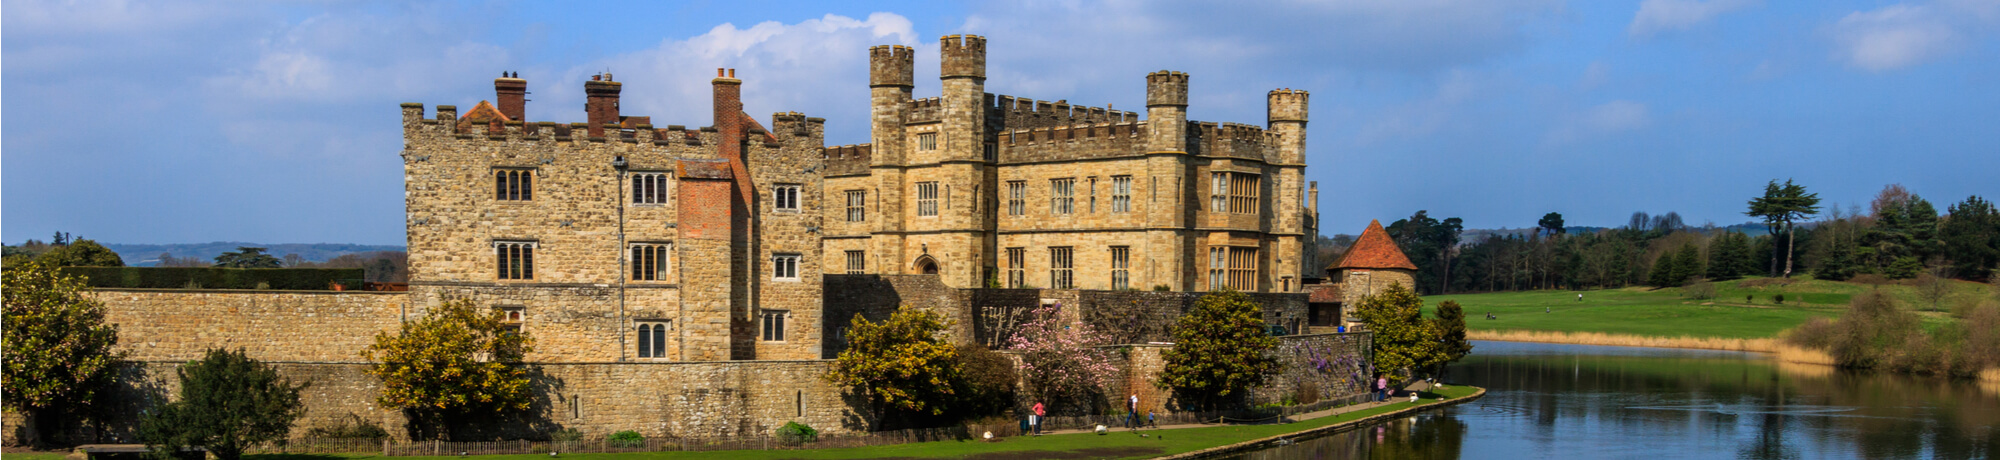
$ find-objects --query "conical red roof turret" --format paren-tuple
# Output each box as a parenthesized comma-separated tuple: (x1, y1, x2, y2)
(1330, 219, 1418, 271)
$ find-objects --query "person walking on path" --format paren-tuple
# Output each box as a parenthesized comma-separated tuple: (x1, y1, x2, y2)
(1031, 401, 1046, 435)
(1375, 374, 1390, 402)
(1125, 394, 1139, 429)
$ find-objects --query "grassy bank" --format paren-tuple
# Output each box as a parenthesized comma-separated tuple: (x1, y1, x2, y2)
(14, 387, 1479, 460)
(1427, 277, 1987, 341)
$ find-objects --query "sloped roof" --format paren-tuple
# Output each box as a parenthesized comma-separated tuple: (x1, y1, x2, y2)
(1330, 219, 1418, 271)
(455, 100, 511, 132)
(1306, 284, 1342, 303)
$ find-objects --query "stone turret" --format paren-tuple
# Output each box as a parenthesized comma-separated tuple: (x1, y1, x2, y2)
(1146, 71, 1189, 153)
(940, 35, 987, 162)
(1267, 89, 1308, 165)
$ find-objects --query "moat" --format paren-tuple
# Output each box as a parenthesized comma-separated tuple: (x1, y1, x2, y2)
(1229, 341, 1998, 459)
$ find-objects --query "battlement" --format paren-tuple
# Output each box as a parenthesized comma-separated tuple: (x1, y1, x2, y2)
(988, 94, 1140, 130)
(997, 121, 1147, 163)
(905, 97, 945, 123)
(400, 104, 715, 147)
(1267, 88, 1309, 123)
(1186, 120, 1285, 160)
(870, 45, 915, 88)
(770, 111, 825, 140)
(940, 35, 986, 79)
(1146, 71, 1190, 107)
(821, 144, 873, 176)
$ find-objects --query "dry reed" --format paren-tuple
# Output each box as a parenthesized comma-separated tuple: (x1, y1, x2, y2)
(1467, 330, 1779, 352)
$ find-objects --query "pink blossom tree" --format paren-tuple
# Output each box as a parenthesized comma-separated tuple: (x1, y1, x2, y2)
(1007, 302, 1118, 415)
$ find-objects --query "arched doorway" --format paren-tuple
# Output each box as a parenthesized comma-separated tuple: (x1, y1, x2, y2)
(913, 256, 939, 275)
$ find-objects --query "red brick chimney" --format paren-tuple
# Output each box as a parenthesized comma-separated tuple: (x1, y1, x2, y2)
(712, 68, 742, 160)
(585, 73, 621, 137)
(495, 72, 526, 121)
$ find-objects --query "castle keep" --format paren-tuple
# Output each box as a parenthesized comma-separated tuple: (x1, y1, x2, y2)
(823, 35, 1319, 293)
(17, 35, 1360, 443)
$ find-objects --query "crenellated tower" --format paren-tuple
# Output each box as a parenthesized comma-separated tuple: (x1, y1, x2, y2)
(1267, 88, 1310, 291)
(1143, 70, 1195, 289)
(867, 45, 915, 279)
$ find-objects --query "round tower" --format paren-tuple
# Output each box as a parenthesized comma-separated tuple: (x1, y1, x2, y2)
(1145, 71, 1189, 153)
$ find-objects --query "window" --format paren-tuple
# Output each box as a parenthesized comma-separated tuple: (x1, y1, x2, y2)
(1208, 246, 1258, 291)
(845, 250, 866, 274)
(983, 143, 996, 161)
(1007, 181, 1026, 216)
(632, 172, 670, 204)
(1088, 177, 1098, 213)
(773, 254, 801, 281)
(1110, 246, 1130, 290)
(496, 306, 525, 333)
(636, 321, 669, 358)
(1210, 172, 1227, 211)
(495, 241, 535, 280)
(845, 190, 866, 222)
(1050, 178, 1075, 215)
(1111, 176, 1132, 213)
(630, 243, 671, 281)
(773, 184, 801, 212)
(918, 132, 938, 150)
(1049, 246, 1073, 289)
(495, 169, 533, 201)
(1006, 247, 1025, 288)
(916, 181, 939, 217)
(1211, 172, 1259, 214)
(760, 310, 788, 341)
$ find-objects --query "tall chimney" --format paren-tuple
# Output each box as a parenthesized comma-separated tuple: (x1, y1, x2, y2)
(495, 72, 526, 121)
(712, 68, 743, 161)
(585, 74, 621, 137)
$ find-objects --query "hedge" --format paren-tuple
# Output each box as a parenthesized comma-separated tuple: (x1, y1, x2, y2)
(59, 267, 367, 291)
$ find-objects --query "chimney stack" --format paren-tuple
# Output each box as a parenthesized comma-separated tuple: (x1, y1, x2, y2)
(585, 73, 622, 137)
(495, 72, 526, 121)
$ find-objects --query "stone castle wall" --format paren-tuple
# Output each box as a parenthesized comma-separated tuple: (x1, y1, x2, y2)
(92, 289, 408, 362)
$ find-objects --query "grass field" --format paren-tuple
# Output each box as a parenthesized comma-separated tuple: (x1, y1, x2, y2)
(1426, 276, 1992, 340)
(6, 387, 1479, 460)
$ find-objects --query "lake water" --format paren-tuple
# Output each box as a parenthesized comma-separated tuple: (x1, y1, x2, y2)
(1228, 341, 1999, 459)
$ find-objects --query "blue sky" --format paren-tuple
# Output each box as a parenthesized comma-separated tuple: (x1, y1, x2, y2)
(4, 0, 1996, 245)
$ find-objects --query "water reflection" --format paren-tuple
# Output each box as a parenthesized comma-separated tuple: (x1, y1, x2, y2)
(1229, 341, 1997, 460)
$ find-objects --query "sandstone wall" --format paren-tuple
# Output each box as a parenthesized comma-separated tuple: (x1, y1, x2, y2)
(93, 289, 407, 362)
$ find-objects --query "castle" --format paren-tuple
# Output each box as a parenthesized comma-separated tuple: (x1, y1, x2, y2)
(12, 35, 1367, 442)
(398, 34, 1320, 364)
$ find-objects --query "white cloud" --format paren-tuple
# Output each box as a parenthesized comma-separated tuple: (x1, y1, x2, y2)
(1830, 5, 1960, 71)
(1628, 0, 1760, 37)
(541, 13, 918, 144)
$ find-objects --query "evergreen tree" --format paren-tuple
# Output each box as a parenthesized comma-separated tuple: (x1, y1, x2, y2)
(139, 348, 307, 460)
(213, 247, 282, 269)
(1747, 179, 1821, 277)
(1672, 243, 1703, 283)
(1941, 196, 2000, 280)
(1157, 289, 1280, 410)
(1430, 301, 1472, 377)
(1354, 283, 1439, 380)
(2, 261, 123, 446)
(1648, 252, 1681, 288)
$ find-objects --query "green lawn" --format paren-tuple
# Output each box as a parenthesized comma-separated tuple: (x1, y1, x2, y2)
(117, 386, 1478, 460)
(1426, 277, 1988, 339)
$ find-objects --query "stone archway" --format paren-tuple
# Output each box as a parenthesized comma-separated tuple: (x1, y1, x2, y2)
(913, 256, 939, 275)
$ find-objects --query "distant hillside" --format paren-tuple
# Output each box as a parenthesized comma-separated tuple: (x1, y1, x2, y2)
(106, 242, 405, 266)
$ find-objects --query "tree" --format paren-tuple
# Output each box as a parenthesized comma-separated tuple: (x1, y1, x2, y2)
(1538, 212, 1566, 238)
(1671, 242, 1704, 284)
(1707, 232, 1755, 281)
(1940, 196, 2000, 280)
(1746, 179, 1821, 278)
(34, 239, 125, 267)
(213, 247, 282, 268)
(1007, 302, 1115, 414)
(2, 261, 124, 447)
(1388, 211, 1465, 294)
(1156, 289, 1280, 410)
(1430, 300, 1472, 377)
(1647, 251, 1681, 288)
(1915, 269, 1954, 312)
(826, 306, 962, 429)
(361, 299, 534, 440)
(139, 348, 307, 460)
(1353, 282, 1438, 381)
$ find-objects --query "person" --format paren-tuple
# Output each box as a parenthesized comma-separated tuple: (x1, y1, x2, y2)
(1031, 401, 1046, 435)
(1147, 410, 1157, 429)
(1125, 394, 1139, 429)
(1546, 306, 1550, 313)
(1578, 293, 1583, 302)
(1376, 374, 1390, 402)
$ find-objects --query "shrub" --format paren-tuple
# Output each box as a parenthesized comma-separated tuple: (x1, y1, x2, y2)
(139, 348, 308, 460)
(952, 344, 1017, 420)
(1773, 294, 1785, 304)
(303, 413, 389, 439)
(777, 421, 818, 444)
(550, 428, 583, 443)
(1683, 280, 1717, 300)
(59, 266, 364, 290)
(1153, 285, 1172, 292)
(608, 430, 644, 448)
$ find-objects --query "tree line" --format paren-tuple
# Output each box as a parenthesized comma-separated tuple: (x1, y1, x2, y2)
(1367, 181, 1999, 295)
